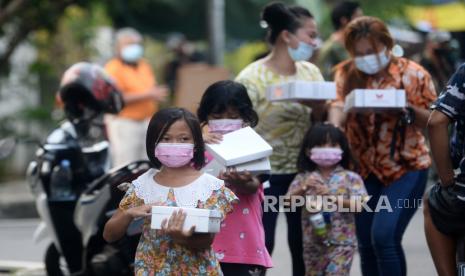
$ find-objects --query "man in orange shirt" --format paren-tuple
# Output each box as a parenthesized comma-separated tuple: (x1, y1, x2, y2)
(105, 27, 167, 167)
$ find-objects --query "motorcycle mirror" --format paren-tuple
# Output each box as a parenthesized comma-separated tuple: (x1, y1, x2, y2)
(0, 137, 16, 160)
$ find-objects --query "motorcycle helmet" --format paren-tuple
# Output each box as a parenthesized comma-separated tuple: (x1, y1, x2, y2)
(59, 62, 124, 122)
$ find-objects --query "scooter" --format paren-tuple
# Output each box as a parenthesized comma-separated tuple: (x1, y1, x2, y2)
(26, 120, 150, 275)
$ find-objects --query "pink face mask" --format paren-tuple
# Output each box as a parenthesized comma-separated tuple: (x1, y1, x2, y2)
(208, 119, 243, 134)
(154, 143, 194, 168)
(309, 147, 343, 168)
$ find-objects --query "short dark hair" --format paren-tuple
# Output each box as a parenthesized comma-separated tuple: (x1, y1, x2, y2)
(197, 80, 259, 127)
(261, 1, 314, 45)
(331, 1, 360, 30)
(297, 123, 355, 173)
(146, 108, 205, 169)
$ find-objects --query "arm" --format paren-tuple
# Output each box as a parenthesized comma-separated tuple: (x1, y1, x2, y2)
(427, 110, 455, 186)
(406, 66, 437, 129)
(103, 204, 151, 243)
(219, 169, 260, 195)
(328, 105, 345, 127)
(105, 61, 167, 105)
(284, 175, 327, 203)
(328, 68, 347, 127)
(123, 86, 168, 105)
(410, 105, 431, 129)
(299, 100, 327, 123)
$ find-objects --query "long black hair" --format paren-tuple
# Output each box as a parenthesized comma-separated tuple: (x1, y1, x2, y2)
(261, 1, 314, 45)
(197, 80, 259, 127)
(146, 108, 205, 169)
(297, 123, 355, 172)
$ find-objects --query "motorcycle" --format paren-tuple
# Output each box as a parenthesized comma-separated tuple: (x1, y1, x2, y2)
(23, 62, 150, 275)
(26, 120, 150, 275)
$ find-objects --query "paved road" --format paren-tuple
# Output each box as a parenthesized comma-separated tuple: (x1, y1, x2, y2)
(0, 211, 436, 275)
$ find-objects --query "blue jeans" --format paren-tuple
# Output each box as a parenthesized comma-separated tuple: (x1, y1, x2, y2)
(355, 170, 428, 276)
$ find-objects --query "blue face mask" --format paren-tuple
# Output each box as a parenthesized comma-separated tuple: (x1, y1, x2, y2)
(288, 41, 314, 62)
(354, 48, 391, 75)
(121, 44, 144, 63)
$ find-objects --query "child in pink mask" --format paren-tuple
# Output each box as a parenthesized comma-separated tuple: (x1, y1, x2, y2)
(103, 108, 238, 275)
(286, 123, 368, 276)
(197, 80, 272, 275)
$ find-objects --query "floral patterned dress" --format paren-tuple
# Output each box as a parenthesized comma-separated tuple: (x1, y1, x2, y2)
(288, 167, 367, 276)
(119, 169, 238, 276)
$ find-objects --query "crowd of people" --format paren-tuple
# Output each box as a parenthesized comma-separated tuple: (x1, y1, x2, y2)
(92, 1, 465, 276)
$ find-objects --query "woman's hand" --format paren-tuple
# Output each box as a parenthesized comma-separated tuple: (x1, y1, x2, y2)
(161, 209, 195, 245)
(124, 204, 152, 219)
(203, 132, 223, 144)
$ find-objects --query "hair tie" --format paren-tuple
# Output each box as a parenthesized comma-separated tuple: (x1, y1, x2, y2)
(260, 20, 268, 29)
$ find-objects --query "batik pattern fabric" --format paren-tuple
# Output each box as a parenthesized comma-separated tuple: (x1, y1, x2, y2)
(236, 60, 324, 174)
(331, 58, 437, 184)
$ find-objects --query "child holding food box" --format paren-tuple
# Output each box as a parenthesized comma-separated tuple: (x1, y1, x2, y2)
(103, 107, 238, 275)
(197, 80, 273, 276)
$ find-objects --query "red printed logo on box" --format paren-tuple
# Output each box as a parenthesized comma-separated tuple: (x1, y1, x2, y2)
(274, 87, 284, 98)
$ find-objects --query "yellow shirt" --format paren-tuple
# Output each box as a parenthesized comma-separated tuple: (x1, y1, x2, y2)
(235, 60, 324, 174)
(105, 58, 157, 120)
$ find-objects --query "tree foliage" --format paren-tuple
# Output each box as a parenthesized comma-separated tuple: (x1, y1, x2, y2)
(0, 0, 96, 72)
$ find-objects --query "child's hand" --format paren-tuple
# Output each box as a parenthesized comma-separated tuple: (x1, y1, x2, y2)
(203, 132, 223, 144)
(304, 176, 330, 196)
(219, 168, 252, 185)
(219, 168, 260, 194)
(124, 204, 152, 219)
(160, 209, 195, 244)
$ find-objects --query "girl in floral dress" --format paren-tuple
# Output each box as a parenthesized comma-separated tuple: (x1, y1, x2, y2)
(197, 80, 273, 276)
(286, 123, 368, 276)
(103, 108, 238, 276)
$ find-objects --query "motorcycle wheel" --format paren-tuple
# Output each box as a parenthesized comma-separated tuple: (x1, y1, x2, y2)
(45, 243, 66, 276)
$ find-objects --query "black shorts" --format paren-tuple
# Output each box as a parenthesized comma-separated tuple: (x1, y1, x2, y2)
(428, 182, 465, 237)
(220, 263, 266, 276)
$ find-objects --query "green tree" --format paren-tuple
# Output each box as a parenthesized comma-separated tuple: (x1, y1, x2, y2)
(0, 0, 96, 72)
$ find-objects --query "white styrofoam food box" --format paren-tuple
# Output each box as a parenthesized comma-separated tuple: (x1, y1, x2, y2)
(205, 127, 273, 166)
(151, 206, 222, 233)
(266, 81, 336, 102)
(344, 89, 406, 112)
(202, 157, 271, 177)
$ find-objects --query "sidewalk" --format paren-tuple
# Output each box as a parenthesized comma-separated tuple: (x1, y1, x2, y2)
(0, 180, 37, 219)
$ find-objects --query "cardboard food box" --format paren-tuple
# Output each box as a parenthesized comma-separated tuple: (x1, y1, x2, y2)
(202, 157, 271, 177)
(205, 127, 273, 167)
(151, 206, 222, 233)
(266, 81, 336, 102)
(344, 89, 407, 112)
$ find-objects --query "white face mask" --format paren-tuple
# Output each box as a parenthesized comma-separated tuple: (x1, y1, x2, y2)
(354, 48, 391, 75)
(121, 44, 144, 63)
(288, 41, 314, 61)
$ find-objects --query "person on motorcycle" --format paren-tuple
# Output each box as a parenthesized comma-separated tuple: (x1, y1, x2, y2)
(36, 62, 126, 275)
(57, 62, 124, 141)
(424, 63, 465, 276)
